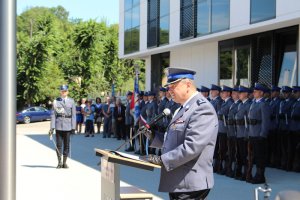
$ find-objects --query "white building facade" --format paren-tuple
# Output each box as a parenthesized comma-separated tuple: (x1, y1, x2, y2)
(119, 0, 300, 91)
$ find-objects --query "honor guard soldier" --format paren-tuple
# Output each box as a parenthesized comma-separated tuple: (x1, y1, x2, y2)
(268, 85, 282, 168)
(210, 84, 223, 172)
(278, 86, 295, 170)
(50, 85, 76, 169)
(142, 67, 218, 199)
(225, 86, 241, 177)
(215, 85, 234, 174)
(234, 86, 252, 181)
(247, 83, 271, 184)
(290, 86, 300, 172)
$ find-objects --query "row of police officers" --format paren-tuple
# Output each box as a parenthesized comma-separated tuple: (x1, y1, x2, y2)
(200, 83, 300, 184)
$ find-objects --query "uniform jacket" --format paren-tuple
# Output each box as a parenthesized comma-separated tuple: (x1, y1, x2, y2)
(278, 98, 296, 131)
(210, 96, 222, 113)
(125, 100, 134, 125)
(157, 97, 169, 127)
(217, 98, 234, 134)
(146, 100, 158, 123)
(269, 97, 281, 130)
(235, 99, 252, 138)
(248, 98, 271, 138)
(227, 100, 241, 137)
(51, 97, 76, 131)
(164, 99, 180, 129)
(151, 93, 218, 192)
(290, 99, 300, 132)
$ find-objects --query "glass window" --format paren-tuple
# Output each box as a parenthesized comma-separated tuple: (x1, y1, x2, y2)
(235, 48, 250, 86)
(160, 16, 169, 45)
(278, 51, 297, 87)
(197, 0, 210, 36)
(125, 0, 132, 11)
(251, 0, 276, 23)
(124, 11, 131, 31)
(160, 0, 170, 17)
(131, 5, 140, 28)
(220, 50, 233, 86)
(124, 0, 140, 54)
(212, 0, 230, 32)
(180, 1, 195, 39)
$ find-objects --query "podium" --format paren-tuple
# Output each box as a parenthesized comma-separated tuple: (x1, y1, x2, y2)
(95, 149, 161, 200)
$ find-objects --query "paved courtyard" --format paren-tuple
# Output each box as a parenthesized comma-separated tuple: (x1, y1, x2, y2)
(17, 121, 300, 200)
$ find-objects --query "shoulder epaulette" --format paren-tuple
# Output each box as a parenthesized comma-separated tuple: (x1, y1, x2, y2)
(197, 98, 206, 106)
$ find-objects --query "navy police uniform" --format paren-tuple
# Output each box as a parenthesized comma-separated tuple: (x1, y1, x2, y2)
(289, 86, 300, 171)
(247, 83, 271, 184)
(149, 68, 218, 199)
(215, 86, 234, 174)
(278, 86, 295, 170)
(50, 85, 76, 169)
(234, 86, 252, 181)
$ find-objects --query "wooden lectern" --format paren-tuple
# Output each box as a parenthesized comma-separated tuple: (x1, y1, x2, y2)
(95, 149, 161, 200)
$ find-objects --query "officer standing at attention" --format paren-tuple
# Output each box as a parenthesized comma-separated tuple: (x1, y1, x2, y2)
(225, 86, 240, 177)
(199, 86, 211, 101)
(209, 84, 223, 172)
(247, 83, 271, 184)
(50, 85, 76, 169)
(290, 86, 300, 172)
(142, 67, 218, 200)
(234, 86, 252, 181)
(278, 86, 295, 170)
(268, 85, 282, 168)
(215, 86, 233, 175)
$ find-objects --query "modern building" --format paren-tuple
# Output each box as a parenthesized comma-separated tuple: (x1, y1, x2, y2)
(119, 0, 300, 90)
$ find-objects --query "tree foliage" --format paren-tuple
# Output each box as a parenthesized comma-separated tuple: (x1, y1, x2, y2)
(17, 6, 145, 109)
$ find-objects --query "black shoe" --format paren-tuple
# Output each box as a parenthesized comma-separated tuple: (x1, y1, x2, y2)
(56, 163, 62, 169)
(62, 163, 69, 169)
(125, 147, 134, 152)
(85, 134, 90, 137)
(91, 134, 94, 137)
(103, 135, 107, 138)
(117, 137, 121, 140)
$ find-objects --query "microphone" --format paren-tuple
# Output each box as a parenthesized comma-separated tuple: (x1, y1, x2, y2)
(114, 108, 171, 151)
(144, 108, 171, 129)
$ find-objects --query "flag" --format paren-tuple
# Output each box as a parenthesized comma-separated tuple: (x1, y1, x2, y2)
(130, 73, 140, 124)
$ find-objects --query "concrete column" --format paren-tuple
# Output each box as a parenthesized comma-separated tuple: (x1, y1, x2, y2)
(0, 0, 16, 200)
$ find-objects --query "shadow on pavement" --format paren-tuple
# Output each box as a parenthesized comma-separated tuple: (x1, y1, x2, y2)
(22, 165, 57, 169)
(26, 134, 167, 199)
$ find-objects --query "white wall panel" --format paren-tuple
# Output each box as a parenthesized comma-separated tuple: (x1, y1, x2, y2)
(230, 0, 250, 29)
(140, 0, 148, 52)
(119, 0, 124, 57)
(170, 42, 219, 87)
(169, 0, 180, 44)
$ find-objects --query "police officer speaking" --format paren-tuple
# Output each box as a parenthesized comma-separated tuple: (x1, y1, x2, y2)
(141, 68, 218, 200)
(49, 85, 76, 169)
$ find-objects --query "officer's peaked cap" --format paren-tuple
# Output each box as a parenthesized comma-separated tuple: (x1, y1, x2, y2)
(232, 86, 239, 92)
(221, 85, 232, 92)
(164, 67, 196, 86)
(159, 87, 167, 92)
(238, 85, 251, 93)
(59, 85, 68, 91)
(281, 86, 293, 93)
(293, 86, 300, 92)
(271, 85, 281, 92)
(253, 83, 268, 92)
(200, 86, 210, 93)
(126, 91, 133, 96)
(210, 84, 221, 91)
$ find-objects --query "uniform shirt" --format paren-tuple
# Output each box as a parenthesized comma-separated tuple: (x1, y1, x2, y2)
(278, 98, 296, 131)
(227, 100, 241, 137)
(235, 99, 252, 138)
(248, 98, 271, 138)
(210, 96, 222, 113)
(269, 97, 281, 130)
(51, 96, 76, 131)
(217, 97, 234, 134)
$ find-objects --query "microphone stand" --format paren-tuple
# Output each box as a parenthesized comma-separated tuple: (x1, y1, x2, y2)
(115, 127, 143, 151)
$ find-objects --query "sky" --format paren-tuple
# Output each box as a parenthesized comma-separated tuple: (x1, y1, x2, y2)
(17, 0, 119, 24)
